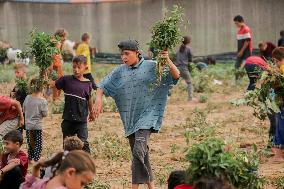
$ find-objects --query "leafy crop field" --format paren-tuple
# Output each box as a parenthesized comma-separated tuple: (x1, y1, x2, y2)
(0, 62, 283, 188)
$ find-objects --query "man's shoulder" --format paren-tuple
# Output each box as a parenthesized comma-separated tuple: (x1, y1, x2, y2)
(18, 150, 28, 158)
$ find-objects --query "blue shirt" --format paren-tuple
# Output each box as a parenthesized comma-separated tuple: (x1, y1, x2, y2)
(98, 58, 178, 136)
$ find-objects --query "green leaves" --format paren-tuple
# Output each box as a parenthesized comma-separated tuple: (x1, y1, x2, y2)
(185, 138, 265, 189)
(231, 62, 284, 120)
(19, 29, 60, 89)
(15, 78, 28, 94)
(150, 5, 185, 83)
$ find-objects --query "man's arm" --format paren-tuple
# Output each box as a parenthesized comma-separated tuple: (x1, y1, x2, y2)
(10, 100, 24, 127)
(93, 89, 104, 119)
(160, 51, 180, 79)
(238, 40, 250, 58)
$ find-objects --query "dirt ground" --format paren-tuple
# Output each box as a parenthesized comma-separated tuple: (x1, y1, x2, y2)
(1, 63, 284, 189)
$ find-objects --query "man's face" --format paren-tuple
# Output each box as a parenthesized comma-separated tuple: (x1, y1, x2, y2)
(73, 62, 87, 78)
(234, 21, 243, 28)
(4, 140, 20, 154)
(15, 69, 26, 79)
(121, 50, 139, 67)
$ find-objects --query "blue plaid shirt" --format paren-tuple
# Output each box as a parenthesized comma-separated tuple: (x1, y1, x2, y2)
(98, 58, 178, 136)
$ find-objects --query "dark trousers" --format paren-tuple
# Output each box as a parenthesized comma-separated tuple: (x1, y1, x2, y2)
(244, 64, 262, 91)
(273, 110, 284, 148)
(128, 129, 154, 184)
(27, 130, 43, 161)
(268, 113, 277, 141)
(61, 120, 90, 153)
(0, 166, 24, 189)
(83, 73, 97, 90)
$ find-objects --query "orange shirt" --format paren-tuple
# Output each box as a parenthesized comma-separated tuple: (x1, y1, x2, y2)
(52, 43, 64, 77)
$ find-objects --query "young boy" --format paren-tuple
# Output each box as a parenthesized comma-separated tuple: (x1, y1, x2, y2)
(233, 15, 253, 82)
(10, 63, 28, 106)
(76, 33, 97, 90)
(0, 130, 28, 189)
(23, 78, 48, 163)
(52, 55, 94, 153)
(271, 47, 284, 162)
(94, 40, 180, 189)
(0, 96, 24, 137)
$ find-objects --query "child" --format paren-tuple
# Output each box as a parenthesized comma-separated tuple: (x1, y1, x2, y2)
(21, 150, 96, 189)
(0, 130, 28, 189)
(23, 78, 48, 163)
(0, 96, 24, 137)
(271, 47, 284, 162)
(11, 63, 28, 106)
(258, 41, 276, 61)
(168, 170, 193, 189)
(43, 136, 84, 179)
(52, 55, 94, 153)
(233, 15, 252, 83)
(50, 28, 67, 100)
(76, 33, 97, 90)
(175, 36, 193, 101)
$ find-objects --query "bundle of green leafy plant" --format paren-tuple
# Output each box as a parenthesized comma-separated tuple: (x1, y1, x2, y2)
(0, 47, 8, 62)
(15, 78, 28, 95)
(19, 29, 59, 89)
(185, 138, 265, 189)
(231, 63, 284, 120)
(150, 5, 184, 83)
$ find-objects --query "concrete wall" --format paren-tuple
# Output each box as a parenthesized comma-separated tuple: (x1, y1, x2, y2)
(0, 0, 283, 55)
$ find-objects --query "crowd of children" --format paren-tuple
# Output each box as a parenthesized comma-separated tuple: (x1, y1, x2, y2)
(0, 28, 99, 188)
(0, 19, 283, 188)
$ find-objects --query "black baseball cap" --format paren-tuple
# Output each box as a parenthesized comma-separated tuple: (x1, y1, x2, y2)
(118, 40, 139, 51)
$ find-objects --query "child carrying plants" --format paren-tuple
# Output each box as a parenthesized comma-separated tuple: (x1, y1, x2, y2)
(50, 28, 67, 100)
(23, 78, 48, 163)
(11, 63, 28, 134)
(51, 55, 94, 153)
(0, 130, 28, 189)
(76, 33, 97, 90)
(20, 150, 96, 189)
(11, 63, 28, 106)
(271, 47, 284, 162)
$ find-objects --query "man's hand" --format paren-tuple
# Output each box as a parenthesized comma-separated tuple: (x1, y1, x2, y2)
(93, 98, 103, 119)
(88, 112, 95, 122)
(159, 50, 171, 62)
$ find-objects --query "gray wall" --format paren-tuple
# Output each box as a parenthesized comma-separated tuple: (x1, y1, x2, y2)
(0, 0, 283, 55)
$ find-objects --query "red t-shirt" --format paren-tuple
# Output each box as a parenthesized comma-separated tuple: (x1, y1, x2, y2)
(0, 96, 19, 124)
(245, 56, 269, 70)
(174, 184, 194, 189)
(1, 150, 28, 179)
(237, 25, 253, 56)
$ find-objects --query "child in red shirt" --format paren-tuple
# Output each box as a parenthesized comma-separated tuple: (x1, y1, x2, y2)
(0, 130, 28, 189)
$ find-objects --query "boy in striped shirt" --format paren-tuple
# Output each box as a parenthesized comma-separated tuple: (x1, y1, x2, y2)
(234, 15, 253, 82)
